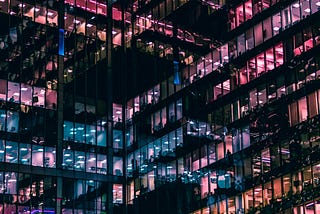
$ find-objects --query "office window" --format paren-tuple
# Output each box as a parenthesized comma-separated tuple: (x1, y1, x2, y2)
(304, 27, 313, 51)
(217, 142, 224, 161)
(271, 145, 280, 169)
(308, 92, 318, 118)
(44, 147, 55, 168)
(265, 47, 275, 71)
(238, 67, 248, 85)
(301, 0, 311, 18)
(133, 96, 140, 113)
(63, 121, 74, 141)
(258, 87, 267, 106)
(201, 175, 209, 199)
(87, 124, 97, 145)
(97, 124, 106, 147)
(273, 177, 282, 199)
(7, 81, 20, 103)
(74, 151, 85, 171)
(75, 123, 85, 143)
(249, 89, 257, 109)
(160, 80, 167, 100)
(282, 174, 291, 196)
(113, 184, 123, 204)
(244, 1, 253, 20)
(229, 8, 236, 30)
(209, 171, 218, 194)
(19, 143, 31, 165)
(114, 156, 123, 176)
(236, 4, 244, 27)
(169, 131, 176, 152)
(45, 89, 57, 110)
(244, 189, 253, 211)
(298, 97, 308, 122)
(263, 17, 272, 41)
(291, 1, 301, 24)
(168, 102, 175, 122)
(302, 169, 312, 190)
(213, 83, 222, 100)
(313, 164, 320, 187)
(231, 101, 240, 122)
(229, 39, 237, 60)
(272, 13, 281, 35)
(32, 145, 43, 167)
(167, 160, 176, 182)
(248, 57, 257, 81)
(161, 135, 169, 156)
(97, 154, 107, 174)
(33, 87, 45, 107)
(242, 126, 250, 149)
(0, 109, 5, 131)
(240, 94, 249, 117)
(0, 140, 4, 162)
(140, 146, 147, 169)
(232, 128, 241, 153)
(254, 23, 263, 46)
(294, 32, 304, 56)
(6, 110, 19, 133)
(5, 141, 18, 163)
(281, 7, 291, 30)
(176, 99, 182, 120)
(3, 172, 17, 194)
(280, 141, 290, 164)
(252, 154, 261, 177)
(246, 28, 254, 50)
(0, 0, 9, 13)
(261, 149, 271, 173)
(87, 153, 97, 173)
(221, 44, 229, 64)
(20, 83, 32, 105)
(0, 79, 7, 100)
(63, 149, 74, 170)
(254, 185, 263, 208)
(113, 130, 123, 149)
(256, 52, 265, 76)
(235, 35, 245, 59)
(275, 43, 283, 66)
(263, 181, 272, 205)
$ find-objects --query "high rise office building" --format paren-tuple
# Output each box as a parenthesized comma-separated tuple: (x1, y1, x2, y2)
(0, 0, 320, 213)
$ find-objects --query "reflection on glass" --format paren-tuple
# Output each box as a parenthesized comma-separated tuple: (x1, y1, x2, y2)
(19, 143, 31, 165)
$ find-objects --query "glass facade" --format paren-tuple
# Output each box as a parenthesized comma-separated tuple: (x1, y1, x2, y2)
(0, 0, 320, 213)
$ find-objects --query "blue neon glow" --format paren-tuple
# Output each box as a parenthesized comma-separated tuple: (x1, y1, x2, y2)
(31, 210, 55, 214)
(59, 29, 64, 56)
(173, 61, 180, 85)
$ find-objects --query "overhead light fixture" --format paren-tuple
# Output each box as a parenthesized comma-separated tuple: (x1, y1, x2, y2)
(293, 3, 300, 8)
(316, 2, 320, 6)
(47, 11, 54, 16)
(35, 7, 40, 12)
(86, 23, 93, 28)
(273, 26, 280, 31)
(304, 8, 310, 13)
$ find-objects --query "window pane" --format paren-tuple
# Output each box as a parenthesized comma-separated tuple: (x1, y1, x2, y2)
(6, 141, 18, 163)
(86, 152, 96, 173)
(19, 143, 31, 165)
(32, 145, 43, 167)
